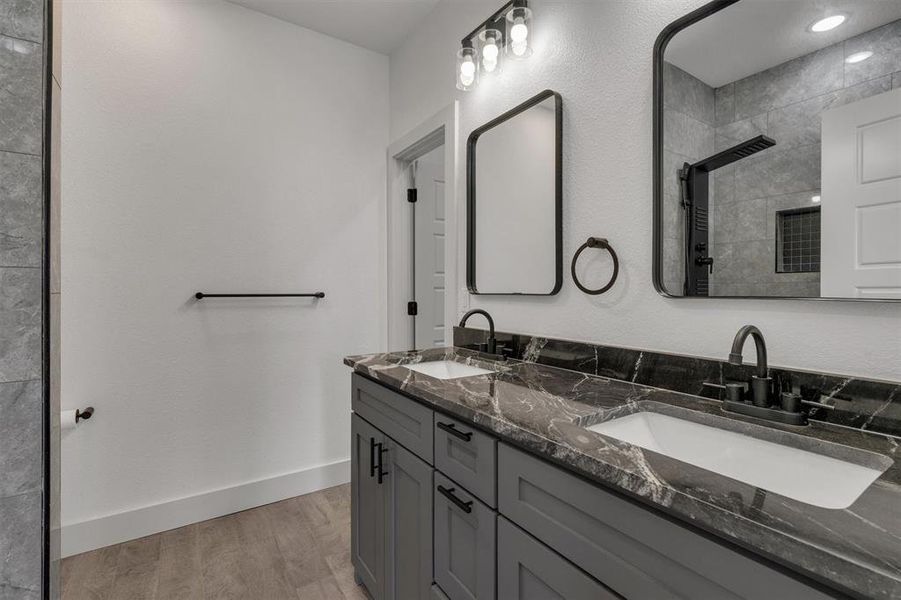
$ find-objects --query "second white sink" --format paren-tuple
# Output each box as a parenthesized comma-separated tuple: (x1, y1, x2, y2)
(587, 410, 889, 509)
(405, 360, 493, 380)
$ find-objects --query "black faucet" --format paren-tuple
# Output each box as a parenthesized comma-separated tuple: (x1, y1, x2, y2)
(459, 309, 497, 354)
(728, 325, 771, 406)
(718, 325, 806, 425)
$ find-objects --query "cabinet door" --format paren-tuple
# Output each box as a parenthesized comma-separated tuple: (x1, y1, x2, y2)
(434, 472, 496, 600)
(351, 414, 387, 600)
(498, 517, 620, 600)
(385, 438, 434, 600)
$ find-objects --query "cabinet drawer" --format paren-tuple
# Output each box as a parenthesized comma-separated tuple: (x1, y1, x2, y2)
(498, 516, 620, 600)
(434, 414, 497, 507)
(498, 444, 835, 600)
(352, 373, 434, 463)
(434, 472, 496, 600)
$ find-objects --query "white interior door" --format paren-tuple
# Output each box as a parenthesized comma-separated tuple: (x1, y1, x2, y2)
(413, 146, 446, 348)
(821, 88, 901, 299)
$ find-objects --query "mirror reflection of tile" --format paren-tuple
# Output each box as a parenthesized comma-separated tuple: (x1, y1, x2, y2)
(663, 18, 900, 298)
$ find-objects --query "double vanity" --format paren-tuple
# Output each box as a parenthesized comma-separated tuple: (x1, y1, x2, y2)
(345, 347, 901, 600)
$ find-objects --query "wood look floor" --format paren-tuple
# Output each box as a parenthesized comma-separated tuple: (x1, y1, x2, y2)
(60, 484, 369, 600)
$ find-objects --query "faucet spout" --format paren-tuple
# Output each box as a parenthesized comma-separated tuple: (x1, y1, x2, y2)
(728, 325, 768, 379)
(459, 309, 496, 354)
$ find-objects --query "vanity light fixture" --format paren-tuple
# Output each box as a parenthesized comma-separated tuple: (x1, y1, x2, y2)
(809, 14, 846, 32)
(845, 51, 874, 64)
(505, 0, 533, 59)
(456, 41, 478, 91)
(479, 26, 503, 74)
(455, 0, 533, 91)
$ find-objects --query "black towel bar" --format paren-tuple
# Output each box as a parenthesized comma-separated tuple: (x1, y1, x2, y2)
(194, 292, 325, 299)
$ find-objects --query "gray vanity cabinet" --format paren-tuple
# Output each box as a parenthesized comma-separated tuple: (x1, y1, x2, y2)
(351, 375, 838, 600)
(351, 414, 387, 600)
(385, 437, 433, 600)
(497, 517, 621, 600)
(433, 472, 496, 600)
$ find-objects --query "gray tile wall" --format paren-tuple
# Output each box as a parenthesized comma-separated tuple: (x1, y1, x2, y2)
(48, 0, 60, 596)
(661, 62, 715, 295)
(711, 19, 901, 298)
(0, 0, 51, 597)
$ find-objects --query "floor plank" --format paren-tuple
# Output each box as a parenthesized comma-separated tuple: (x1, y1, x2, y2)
(107, 534, 161, 600)
(61, 484, 359, 600)
(156, 524, 201, 600)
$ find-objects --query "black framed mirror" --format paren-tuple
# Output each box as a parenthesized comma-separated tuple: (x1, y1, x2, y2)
(654, 0, 901, 301)
(467, 89, 563, 295)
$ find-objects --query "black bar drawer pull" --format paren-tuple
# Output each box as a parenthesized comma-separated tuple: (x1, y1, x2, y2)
(437, 485, 473, 514)
(377, 445, 388, 484)
(369, 438, 378, 478)
(437, 421, 472, 442)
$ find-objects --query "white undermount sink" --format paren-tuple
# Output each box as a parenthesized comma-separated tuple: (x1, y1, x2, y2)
(405, 360, 493, 380)
(587, 410, 889, 509)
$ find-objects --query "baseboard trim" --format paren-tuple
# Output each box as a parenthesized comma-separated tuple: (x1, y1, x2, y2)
(61, 458, 350, 557)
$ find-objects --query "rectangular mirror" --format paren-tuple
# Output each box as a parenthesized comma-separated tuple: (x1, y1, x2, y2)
(467, 89, 562, 295)
(654, 0, 901, 301)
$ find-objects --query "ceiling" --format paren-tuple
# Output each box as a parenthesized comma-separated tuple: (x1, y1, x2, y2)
(228, 0, 441, 55)
(666, 0, 901, 87)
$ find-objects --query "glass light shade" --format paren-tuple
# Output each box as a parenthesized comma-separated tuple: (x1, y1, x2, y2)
(478, 28, 503, 74)
(505, 6, 533, 59)
(456, 46, 478, 91)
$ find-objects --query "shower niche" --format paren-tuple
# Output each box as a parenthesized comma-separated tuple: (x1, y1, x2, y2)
(653, 0, 901, 301)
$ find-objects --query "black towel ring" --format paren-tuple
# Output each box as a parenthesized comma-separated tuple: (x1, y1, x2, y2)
(571, 237, 619, 295)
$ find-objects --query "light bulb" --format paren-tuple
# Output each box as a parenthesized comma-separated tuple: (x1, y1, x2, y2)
(510, 18, 528, 43)
(511, 40, 527, 56)
(482, 42, 498, 72)
(460, 57, 475, 86)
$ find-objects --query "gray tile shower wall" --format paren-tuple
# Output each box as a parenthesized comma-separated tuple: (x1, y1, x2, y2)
(711, 19, 901, 298)
(661, 63, 715, 295)
(0, 0, 49, 598)
(454, 327, 901, 438)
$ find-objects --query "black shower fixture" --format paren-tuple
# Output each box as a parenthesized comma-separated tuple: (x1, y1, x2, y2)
(679, 135, 776, 295)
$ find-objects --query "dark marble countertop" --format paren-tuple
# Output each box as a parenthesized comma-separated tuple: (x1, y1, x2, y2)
(345, 347, 901, 600)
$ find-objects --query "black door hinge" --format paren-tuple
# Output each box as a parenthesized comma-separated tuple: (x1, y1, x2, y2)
(407, 189, 417, 203)
(407, 301, 418, 316)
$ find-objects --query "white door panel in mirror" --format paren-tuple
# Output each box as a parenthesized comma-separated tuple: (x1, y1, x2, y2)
(655, 0, 901, 301)
(468, 91, 560, 295)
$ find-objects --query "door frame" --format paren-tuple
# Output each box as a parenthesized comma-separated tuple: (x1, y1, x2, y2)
(382, 104, 460, 351)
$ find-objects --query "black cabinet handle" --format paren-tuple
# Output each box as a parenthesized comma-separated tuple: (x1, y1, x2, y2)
(369, 438, 378, 478)
(437, 421, 472, 442)
(437, 485, 473, 514)
(377, 444, 389, 484)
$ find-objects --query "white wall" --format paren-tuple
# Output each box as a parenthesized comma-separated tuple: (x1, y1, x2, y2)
(390, 0, 901, 382)
(61, 0, 388, 553)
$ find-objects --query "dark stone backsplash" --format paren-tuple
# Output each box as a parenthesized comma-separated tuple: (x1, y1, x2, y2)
(454, 327, 900, 437)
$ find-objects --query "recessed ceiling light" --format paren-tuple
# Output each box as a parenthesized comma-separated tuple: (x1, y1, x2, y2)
(845, 51, 874, 64)
(810, 15, 846, 32)
(811, 195, 821, 203)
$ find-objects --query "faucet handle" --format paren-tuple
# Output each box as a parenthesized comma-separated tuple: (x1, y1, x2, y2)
(702, 381, 745, 402)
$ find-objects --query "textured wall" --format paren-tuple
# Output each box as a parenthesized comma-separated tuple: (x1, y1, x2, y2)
(710, 19, 901, 298)
(389, 0, 901, 382)
(0, 0, 47, 597)
(60, 0, 388, 550)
